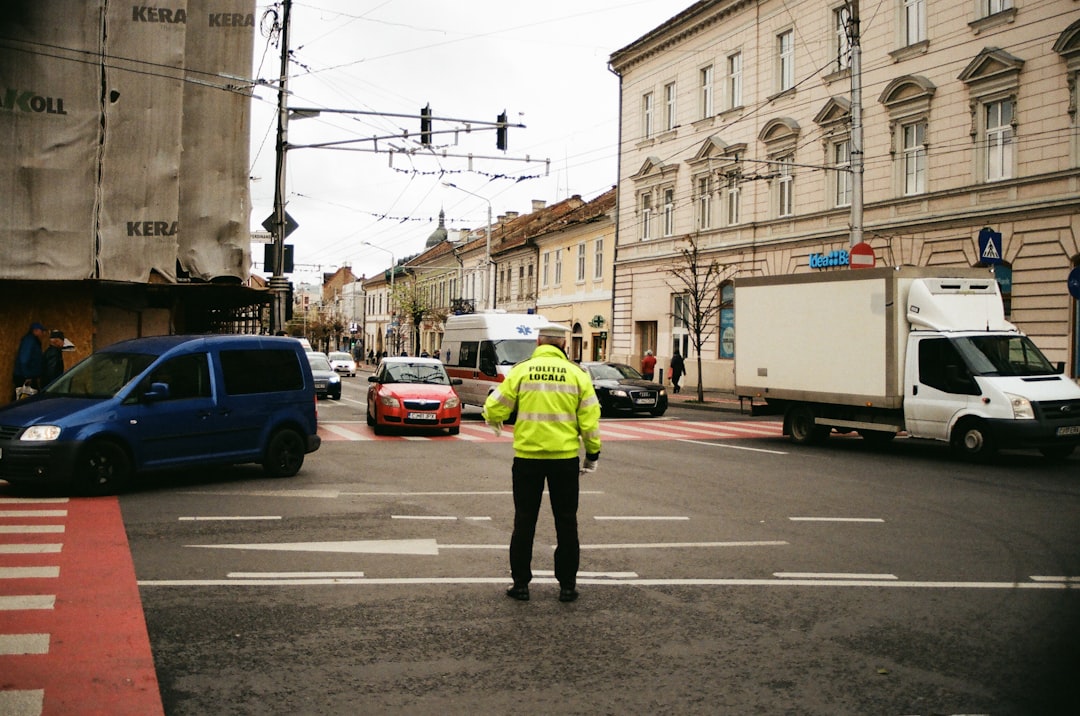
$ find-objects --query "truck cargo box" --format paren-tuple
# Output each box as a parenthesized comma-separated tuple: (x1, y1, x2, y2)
(733, 266, 998, 410)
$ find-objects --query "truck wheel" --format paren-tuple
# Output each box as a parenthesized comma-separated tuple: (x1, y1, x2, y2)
(950, 420, 996, 461)
(1039, 445, 1075, 461)
(74, 440, 132, 496)
(787, 405, 828, 445)
(263, 429, 305, 478)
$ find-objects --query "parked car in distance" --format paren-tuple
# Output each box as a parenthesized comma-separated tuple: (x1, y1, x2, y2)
(306, 352, 342, 399)
(0, 335, 320, 495)
(581, 361, 668, 417)
(367, 357, 462, 435)
(327, 351, 357, 377)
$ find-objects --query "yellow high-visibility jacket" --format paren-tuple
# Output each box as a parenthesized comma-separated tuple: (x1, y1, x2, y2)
(483, 344, 602, 460)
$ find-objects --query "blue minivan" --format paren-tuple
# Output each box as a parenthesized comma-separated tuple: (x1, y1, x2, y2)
(0, 335, 321, 495)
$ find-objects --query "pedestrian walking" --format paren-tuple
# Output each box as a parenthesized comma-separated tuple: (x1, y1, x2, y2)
(41, 330, 67, 386)
(13, 321, 46, 396)
(669, 349, 685, 394)
(483, 323, 602, 603)
(641, 350, 656, 381)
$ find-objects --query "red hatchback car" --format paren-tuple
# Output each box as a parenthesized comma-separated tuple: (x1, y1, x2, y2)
(366, 357, 462, 435)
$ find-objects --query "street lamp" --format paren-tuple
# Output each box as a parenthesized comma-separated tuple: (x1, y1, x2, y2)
(362, 241, 396, 353)
(442, 181, 493, 310)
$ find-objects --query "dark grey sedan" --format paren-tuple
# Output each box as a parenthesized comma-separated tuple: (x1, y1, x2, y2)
(581, 361, 668, 417)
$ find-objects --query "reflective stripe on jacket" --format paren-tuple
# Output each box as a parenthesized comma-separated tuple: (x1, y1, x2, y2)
(482, 344, 601, 460)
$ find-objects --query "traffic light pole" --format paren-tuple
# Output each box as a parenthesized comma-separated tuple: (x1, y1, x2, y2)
(269, 0, 293, 334)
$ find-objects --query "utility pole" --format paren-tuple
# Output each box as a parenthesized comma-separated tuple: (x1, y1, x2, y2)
(269, 0, 293, 333)
(849, 0, 863, 248)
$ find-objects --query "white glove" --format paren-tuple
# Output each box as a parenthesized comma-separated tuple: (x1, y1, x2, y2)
(580, 458, 598, 475)
(489, 422, 503, 437)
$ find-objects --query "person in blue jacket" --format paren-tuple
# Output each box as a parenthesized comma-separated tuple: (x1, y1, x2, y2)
(13, 321, 46, 393)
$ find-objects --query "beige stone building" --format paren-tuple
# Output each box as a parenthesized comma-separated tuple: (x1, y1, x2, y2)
(609, 0, 1080, 391)
(532, 188, 617, 362)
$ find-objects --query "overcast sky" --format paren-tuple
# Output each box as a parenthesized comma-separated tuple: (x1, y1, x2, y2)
(248, 0, 682, 286)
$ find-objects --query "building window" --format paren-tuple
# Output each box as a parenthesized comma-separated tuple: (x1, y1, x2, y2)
(664, 82, 677, 131)
(593, 239, 603, 280)
(904, 0, 926, 46)
(726, 171, 741, 225)
(699, 65, 713, 119)
(672, 294, 690, 357)
(518, 266, 525, 299)
(902, 120, 927, 195)
(696, 176, 713, 230)
(985, 99, 1014, 181)
(777, 156, 794, 217)
(834, 6, 851, 73)
(554, 250, 563, 286)
(778, 30, 795, 93)
(663, 188, 675, 236)
(542, 251, 550, 288)
(640, 192, 653, 240)
(980, 0, 1012, 17)
(576, 243, 586, 282)
(833, 139, 852, 207)
(727, 52, 742, 109)
(642, 92, 654, 138)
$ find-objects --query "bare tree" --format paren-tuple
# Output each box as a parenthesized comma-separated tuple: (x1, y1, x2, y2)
(665, 233, 724, 402)
(390, 273, 437, 356)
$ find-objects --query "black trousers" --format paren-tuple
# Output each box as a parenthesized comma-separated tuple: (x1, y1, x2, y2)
(509, 456, 580, 589)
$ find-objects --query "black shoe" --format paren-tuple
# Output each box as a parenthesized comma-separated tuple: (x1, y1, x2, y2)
(505, 585, 529, 601)
(558, 587, 579, 602)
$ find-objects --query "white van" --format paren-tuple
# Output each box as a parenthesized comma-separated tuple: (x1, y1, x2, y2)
(441, 312, 562, 407)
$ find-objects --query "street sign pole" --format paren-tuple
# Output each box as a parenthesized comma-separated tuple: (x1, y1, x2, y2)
(269, 0, 293, 334)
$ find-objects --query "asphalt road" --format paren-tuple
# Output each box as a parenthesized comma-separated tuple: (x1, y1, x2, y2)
(119, 377, 1080, 715)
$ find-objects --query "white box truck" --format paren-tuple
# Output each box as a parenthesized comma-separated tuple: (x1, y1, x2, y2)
(734, 267, 1080, 460)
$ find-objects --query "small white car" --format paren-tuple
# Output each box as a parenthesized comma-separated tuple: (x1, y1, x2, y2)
(328, 351, 357, 377)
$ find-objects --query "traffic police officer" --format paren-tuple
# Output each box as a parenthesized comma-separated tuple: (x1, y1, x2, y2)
(483, 322, 602, 603)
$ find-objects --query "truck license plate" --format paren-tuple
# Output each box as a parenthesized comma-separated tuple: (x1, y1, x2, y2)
(407, 412, 437, 421)
(1056, 425, 1080, 436)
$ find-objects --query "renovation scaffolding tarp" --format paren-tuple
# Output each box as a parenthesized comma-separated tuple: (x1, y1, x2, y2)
(0, 0, 254, 283)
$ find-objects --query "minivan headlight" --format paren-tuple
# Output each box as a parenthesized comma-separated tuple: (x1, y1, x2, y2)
(21, 425, 61, 441)
(1004, 392, 1034, 420)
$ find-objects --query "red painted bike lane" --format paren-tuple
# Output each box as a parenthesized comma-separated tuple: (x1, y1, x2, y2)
(0, 496, 163, 716)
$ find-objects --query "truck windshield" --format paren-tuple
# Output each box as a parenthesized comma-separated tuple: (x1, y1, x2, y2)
(951, 335, 1057, 377)
(492, 339, 537, 365)
(43, 352, 158, 399)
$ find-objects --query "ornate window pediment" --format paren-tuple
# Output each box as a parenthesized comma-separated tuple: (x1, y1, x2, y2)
(878, 75, 936, 114)
(631, 155, 678, 182)
(758, 117, 800, 156)
(813, 96, 851, 128)
(958, 47, 1024, 92)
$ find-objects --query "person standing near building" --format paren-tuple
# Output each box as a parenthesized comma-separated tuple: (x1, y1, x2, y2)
(669, 349, 685, 394)
(641, 349, 656, 381)
(41, 330, 67, 386)
(483, 323, 602, 603)
(13, 321, 46, 394)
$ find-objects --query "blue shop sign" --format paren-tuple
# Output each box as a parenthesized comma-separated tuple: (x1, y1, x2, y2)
(809, 250, 849, 269)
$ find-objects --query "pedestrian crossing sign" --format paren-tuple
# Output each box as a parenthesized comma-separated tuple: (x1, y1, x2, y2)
(977, 227, 1003, 265)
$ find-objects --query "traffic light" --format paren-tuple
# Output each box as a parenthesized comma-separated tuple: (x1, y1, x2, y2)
(496, 111, 507, 151)
(420, 104, 432, 146)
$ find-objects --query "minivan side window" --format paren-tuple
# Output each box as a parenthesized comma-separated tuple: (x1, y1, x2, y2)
(458, 341, 479, 369)
(220, 349, 303, 394)
(143, 354, 211, 401)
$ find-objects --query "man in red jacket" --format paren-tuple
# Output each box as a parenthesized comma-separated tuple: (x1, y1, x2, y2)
(641, 350, 656, 381)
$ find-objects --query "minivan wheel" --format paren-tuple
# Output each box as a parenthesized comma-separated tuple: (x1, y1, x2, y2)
(263, 429, 306, 478)
(74, 440, 131, 496)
